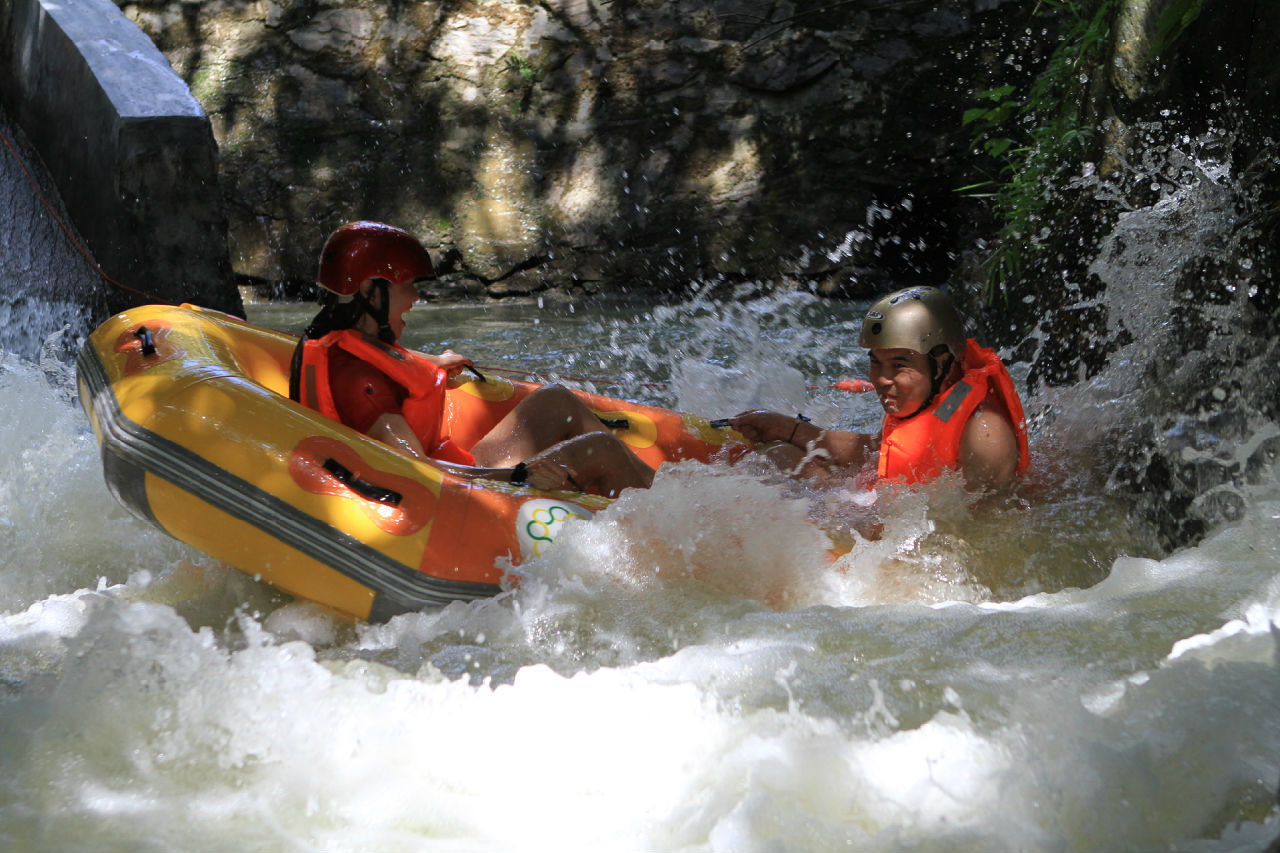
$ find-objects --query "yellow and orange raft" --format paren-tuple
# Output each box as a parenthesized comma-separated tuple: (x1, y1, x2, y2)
(77, 304, 739, 621)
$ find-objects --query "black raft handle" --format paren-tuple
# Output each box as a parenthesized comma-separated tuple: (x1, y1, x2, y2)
(322, 458, 402, 506)
(135, 326, 157, 356)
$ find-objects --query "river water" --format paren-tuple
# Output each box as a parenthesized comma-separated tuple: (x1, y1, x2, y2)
(2, 121, 1279, 849)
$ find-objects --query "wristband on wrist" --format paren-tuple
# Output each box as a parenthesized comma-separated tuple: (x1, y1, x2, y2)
(788, 413, 811, 445)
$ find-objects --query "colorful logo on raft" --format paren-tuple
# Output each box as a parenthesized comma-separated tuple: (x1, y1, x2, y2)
(516, 499, 593, 560)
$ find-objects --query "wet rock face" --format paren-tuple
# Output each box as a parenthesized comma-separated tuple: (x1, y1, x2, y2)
(115, 0, 1016, 297)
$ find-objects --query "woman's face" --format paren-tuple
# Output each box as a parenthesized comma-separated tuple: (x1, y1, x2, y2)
(868, 347, 935, 417)
(384, 278, 419, 339)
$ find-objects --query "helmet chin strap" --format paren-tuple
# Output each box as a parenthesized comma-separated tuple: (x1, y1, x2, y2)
(355, 279, 396, 344)
(898, 350, 956, 421)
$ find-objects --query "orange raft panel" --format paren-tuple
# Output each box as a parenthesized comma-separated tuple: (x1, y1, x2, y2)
(76, 304, 742, 622)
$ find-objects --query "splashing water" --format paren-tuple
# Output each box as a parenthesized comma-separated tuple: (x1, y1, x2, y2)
(3, 136, 1280, 851)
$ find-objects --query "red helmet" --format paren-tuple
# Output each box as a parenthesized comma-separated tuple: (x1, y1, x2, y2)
(316, 221, 435, 296)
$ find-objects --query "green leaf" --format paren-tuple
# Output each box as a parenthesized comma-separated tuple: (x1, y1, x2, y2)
(976, 84, 1017, 102)
(1150, 0, 1203, 59)
(984, 138, 1014, 157)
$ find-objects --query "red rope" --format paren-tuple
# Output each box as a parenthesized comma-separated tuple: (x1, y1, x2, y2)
(0, 123, 174, 305)
(475, 363, 872, 392)
(474, 364, 670, 388)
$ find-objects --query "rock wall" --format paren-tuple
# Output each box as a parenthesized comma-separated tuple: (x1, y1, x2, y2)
(0, 0, 242, 318)
(116, 0, 1023, 299)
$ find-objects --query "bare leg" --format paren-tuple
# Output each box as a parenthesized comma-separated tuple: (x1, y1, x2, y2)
(470, 384, 612, 467)
(521, 432, 656, 497)
(470, 385, 654, 496)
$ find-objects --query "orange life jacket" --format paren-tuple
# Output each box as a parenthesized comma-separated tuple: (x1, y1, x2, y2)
(877, 338, 1029, 483)
(298, 329, 475, 465)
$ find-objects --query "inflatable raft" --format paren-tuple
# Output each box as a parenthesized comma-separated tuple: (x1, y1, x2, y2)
(77, 304, 739, 621)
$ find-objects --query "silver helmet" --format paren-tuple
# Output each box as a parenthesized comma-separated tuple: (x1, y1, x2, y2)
(858, 286, 966, 357)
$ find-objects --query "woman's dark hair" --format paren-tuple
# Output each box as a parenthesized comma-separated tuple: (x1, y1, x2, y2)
(287, 290, 377, 401)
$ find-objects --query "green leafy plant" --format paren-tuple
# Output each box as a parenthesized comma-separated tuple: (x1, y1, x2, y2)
(503, 51, 536, 84)
(502, 51, 537, 116)
(960, 0, 1114, 304)
(1149, 0, 1203, 59)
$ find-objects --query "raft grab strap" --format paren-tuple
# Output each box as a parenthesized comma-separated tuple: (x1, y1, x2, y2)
(135, 326, 157, 356)
(322, 458, 403, 506)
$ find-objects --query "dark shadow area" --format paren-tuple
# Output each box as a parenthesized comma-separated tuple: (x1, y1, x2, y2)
(118, 0, 1054, 304)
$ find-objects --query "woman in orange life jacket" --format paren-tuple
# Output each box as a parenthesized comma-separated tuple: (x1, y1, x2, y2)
(288, 221, 654, 497)
(728, 286, 1029, 491)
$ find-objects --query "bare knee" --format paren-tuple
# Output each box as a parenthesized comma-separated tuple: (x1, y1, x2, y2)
(550, 431, 618, 476)
(522, 385, 603, 432)
(525, 383, 570, 403)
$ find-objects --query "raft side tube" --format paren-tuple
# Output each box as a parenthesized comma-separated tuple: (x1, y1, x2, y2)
(76, 329, 504, 617)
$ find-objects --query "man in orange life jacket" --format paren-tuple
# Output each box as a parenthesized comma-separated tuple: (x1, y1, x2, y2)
(729, 286, 1029, 490)
(289, 221, 654, 497)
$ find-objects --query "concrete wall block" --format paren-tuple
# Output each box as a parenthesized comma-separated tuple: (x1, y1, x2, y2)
(0, 0, 241, 317)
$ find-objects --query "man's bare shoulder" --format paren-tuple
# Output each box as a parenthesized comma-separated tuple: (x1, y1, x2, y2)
(960, 404, 1019, 489)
